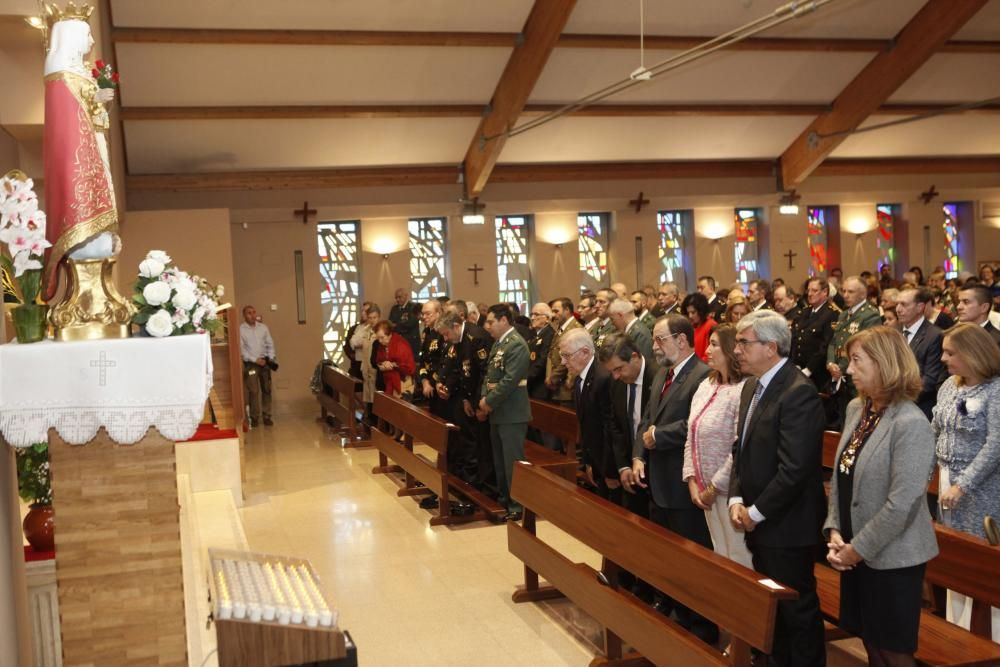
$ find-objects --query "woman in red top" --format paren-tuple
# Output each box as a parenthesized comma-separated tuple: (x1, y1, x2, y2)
(682, 293, 718, 362)
(373, 320, 416, 399)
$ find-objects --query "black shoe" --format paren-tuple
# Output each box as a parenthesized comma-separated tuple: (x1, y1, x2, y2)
(263, 417, 274, 426)
(419, 495, 439, 510)
(250, 418, 259, 427)
(449, 501, 474, 516)
(505, 510, 523, 522)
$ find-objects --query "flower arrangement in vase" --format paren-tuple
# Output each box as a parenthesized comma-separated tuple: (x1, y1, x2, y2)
(0, 170, 51, 343)
(130, 250, 226, 337)
(15, 442, 54, 552)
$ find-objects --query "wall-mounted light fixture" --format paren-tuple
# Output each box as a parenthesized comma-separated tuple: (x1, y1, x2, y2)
(778, 190, 801, 215)
(460, 198, 485, 225)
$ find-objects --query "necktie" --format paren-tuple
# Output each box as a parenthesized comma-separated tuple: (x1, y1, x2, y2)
(904, 328, 913, 343)
(627, 382, 638, 438)
(574, 375, 583, 407)
(659, 369, 675, 399)
(740, 382, 765, 449)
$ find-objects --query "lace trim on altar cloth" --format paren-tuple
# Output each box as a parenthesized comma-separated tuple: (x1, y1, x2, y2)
(0, 405, 206, 447)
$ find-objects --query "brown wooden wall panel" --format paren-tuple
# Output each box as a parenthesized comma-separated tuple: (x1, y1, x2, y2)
(48, 428, 187, 666)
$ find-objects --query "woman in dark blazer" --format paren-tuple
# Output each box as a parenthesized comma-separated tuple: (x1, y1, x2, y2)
(824, 325, 938, 666)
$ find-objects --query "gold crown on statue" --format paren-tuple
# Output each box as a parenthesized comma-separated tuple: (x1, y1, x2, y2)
(43, 1, 94, 23)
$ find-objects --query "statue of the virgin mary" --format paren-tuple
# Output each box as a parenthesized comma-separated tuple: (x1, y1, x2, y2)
(41, 1, 132, 340)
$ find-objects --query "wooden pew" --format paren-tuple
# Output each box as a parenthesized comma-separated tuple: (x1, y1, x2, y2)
(370, 391, 505, 526)
(508, 462, 798, 667)
(822, 430, 939, 494)
(317, 365, 368, 446)
(525, 399, 579, 484)
(925, 523, 1000, 640)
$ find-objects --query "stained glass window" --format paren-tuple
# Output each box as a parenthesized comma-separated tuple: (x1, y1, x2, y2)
(875, 204, 898, 275)
(658, 210, 690, 290)
(734, 208, 760, 289)
(806, 206, 829, 278)
(496, 215, 533, 315)
(578, 213, 609, 293)
(317, 221, 361, 366)
(943, 203, 960, 279)
(408, 217, 449, 301)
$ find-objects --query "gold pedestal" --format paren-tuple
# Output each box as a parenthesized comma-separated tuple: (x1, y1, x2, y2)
(48, 258, 134, 341)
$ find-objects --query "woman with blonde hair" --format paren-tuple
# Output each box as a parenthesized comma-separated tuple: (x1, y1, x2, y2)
(824, 326, 938, 666)
(683, 323, 753, 569)
(723, 292, 749, 325)
(933, 322, 1000, 639)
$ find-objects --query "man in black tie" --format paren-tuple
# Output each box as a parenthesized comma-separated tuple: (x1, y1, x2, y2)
(635, 314, 716, 644)
(730, 310, 826, 667)
(790, 277, 839, 391)
(560, 328, 616, 499)
(896, 287, 947, 420)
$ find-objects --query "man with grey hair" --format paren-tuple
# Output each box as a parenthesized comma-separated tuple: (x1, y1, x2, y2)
(546, 297, 582, 407)
(526, 302, 554, 401)
(826, 276, 881, 428)
(608, 297, 655, 367)
(654, 282, 681, 318)
(559, 328, 616, 498)
(730, 310, 826, 667)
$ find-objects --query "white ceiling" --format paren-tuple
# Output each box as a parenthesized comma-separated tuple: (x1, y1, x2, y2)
(14, 0, 997, 187)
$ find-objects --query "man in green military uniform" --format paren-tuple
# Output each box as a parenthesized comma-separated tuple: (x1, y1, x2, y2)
(826, 275, 882, 428)
(592, 288, 618, 350)
(478, 304, 532, 520)
(546, 297, 582, 407)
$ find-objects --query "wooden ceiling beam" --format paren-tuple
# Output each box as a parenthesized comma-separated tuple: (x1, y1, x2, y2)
(461, 0, 578, 197)
(110, 27, 1000, 53)
(778, 0, 990, 188)
(124, 157, 1000, 192)
(119, 102, 1000, 121)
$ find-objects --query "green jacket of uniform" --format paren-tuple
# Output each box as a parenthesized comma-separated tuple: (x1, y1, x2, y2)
(482, 328, 532, 424)
(592, 318, 618, 351)
(827, 302, 882, 372)
(639, 310, 656, 332)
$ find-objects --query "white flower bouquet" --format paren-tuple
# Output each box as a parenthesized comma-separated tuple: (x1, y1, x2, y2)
(131, 249, 226, 337)
(0, 170, 50, 306)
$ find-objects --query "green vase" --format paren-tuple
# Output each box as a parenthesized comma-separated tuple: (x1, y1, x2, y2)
(12, 304, 49, 343)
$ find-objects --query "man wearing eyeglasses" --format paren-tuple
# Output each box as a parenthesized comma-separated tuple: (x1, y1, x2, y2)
(730, 310, 826, 667)
(635, 315, 716, 641)
(526, 302, 554, 401)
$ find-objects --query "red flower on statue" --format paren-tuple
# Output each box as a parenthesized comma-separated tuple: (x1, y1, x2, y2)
(91, 60, 120, 90)
(111, 72, 120, 83)
(95, 59, 105, 69)
(91, 68, 100, 78)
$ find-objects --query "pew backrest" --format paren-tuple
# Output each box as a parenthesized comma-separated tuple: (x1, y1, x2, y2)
(373, 392, 454, 452)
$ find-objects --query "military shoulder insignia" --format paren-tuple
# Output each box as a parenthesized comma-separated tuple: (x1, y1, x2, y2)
(530, 351, 537, 361)
(477, 348, 488, 360)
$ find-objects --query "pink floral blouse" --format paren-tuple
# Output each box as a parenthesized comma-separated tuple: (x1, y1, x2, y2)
(683, 377, 747, 493)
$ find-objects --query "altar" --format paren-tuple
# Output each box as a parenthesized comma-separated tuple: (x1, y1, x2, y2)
(1, 334, 213, 666)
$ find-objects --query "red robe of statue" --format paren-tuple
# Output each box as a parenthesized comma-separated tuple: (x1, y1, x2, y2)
(42, 70, 118, 300)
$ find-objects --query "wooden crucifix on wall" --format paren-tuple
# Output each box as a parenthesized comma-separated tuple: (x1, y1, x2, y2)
(468, 263, 484, 286)
(629, 192, 650, 213)
(294, 201, 317, 224)
(784, 249, 797, 270)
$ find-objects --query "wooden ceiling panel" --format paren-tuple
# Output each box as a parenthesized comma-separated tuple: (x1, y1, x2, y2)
(114, 43, 511, 107)
(953, 0, 1000, 39)
(530, 49, 875, 104)
(828, 115, 1000, 158)
(122, 118, 479, 174)
(496, 116, 813, 163)
(564, 0, 925, 40)
(888, 53, 1000, 102)
(110, 0, 535, 32)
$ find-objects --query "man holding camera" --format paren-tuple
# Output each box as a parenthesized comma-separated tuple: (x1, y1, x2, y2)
(240, 305, 278, 427)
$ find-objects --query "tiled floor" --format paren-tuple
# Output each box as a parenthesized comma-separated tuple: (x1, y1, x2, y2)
(236, 400, 865, 666)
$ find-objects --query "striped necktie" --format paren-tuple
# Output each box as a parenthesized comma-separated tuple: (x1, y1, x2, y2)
(740, 382, 765, 450)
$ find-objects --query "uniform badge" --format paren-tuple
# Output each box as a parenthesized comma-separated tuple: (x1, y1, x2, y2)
(462, 360, 471, 376)
(447, 347, 457, 359)
(530, 351, 537, 361)
(429, 339, 439, 351)
(477, 348, 487, 360)
(848, 322, 860, 334)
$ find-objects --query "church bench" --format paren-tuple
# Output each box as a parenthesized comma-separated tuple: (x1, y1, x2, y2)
(369, 392, 505, 526)
(924, 523, 1000, 639)
(508, 462, 797, 667)
(317, 365, 368, 446)
(528, 399, 579, 460)
(815, 563, 1000, 667)
(822, 430, 939, 493)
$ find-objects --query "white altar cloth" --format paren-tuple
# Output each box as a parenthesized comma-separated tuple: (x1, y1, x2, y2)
(0, 334, 213, 447)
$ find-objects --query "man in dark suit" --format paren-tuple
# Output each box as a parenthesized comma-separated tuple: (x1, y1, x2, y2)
(774, 285, 801, 323)
(417, 299, 446, 415)
(748, 279, 773, 312)
(526, 302, 554, 401)
(697, 275, 727, 322)
(598, 333, 657, 603)
(634, 315, 716, 643)
(790, 277, 839, 391)
(956, 284, 1000, 346)
(560, 328, 616, 499)
(730, 310, 826, 667)
(653, 282, 682, 319)
(389, 288, 421, 358)
(897, 287, 947, 420)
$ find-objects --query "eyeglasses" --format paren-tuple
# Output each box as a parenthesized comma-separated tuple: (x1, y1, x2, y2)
(734, 338, 768, 349)
(653, 333, 680, 344)
(558, 348, 585, 361)
(530, 312, 548, 317)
